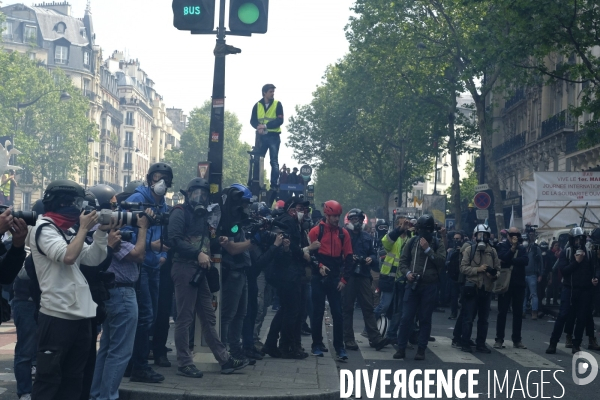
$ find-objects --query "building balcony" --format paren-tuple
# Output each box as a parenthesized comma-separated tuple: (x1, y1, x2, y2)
(120, 97, 154, 118)
(505, 88, 525, 110)
(102, 101, 124, 124)
(123, 162, 133, 170)
(124, 140, 134, 148)
(493, 131, 527, 160)
(541, 110, 574, 138)
(83, 90, 98, 101)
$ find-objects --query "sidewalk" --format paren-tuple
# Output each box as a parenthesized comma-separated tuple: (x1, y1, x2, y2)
(118, 309, 341, 400)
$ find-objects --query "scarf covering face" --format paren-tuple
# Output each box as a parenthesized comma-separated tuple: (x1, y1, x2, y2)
(45, 205, 81, 230)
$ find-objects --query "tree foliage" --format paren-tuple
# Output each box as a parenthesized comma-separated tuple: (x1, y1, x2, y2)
(163, 101, 251, 192)
(0, 51, 95, 185)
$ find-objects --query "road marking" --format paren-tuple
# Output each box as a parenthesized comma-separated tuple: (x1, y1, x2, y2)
(0, 326, 15, 334)
(487, 340, 562, 369)
(429, 336, 484, 364)
(0, 373, 15, 382)
(355, 338, 395, 360)
(0, 342, 15, 351)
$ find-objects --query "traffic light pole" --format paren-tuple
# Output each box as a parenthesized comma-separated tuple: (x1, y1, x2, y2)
(206, 0, 228, 202)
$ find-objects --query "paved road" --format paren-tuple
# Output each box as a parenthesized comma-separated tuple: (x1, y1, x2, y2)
(332, 303, 600, 400)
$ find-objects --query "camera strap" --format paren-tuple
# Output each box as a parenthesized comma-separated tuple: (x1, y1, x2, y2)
(411, 237, 428, 277)
(34, 220, 70, 257)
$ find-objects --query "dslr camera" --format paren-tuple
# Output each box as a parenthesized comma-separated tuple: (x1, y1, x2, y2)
(485, 266, 498, 277)
(120, 231, 133, 242)
(353, 255, 367, 274)
(0, 205, 37, 226)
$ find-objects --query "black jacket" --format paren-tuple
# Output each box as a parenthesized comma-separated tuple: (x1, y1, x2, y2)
(497, 240, 529, 287)
(168, 203, 210, 262)
(557, 246, 600, 290)
(348, 230, 378, 278)
(0, 240, 26, 323)
(274, 212, 305, 282)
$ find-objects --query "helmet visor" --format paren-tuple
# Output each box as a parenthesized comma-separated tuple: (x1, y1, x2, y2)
(189, 188, 209, 204)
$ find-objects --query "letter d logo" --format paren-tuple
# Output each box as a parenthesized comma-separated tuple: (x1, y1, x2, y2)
(572, 351, 598, 385)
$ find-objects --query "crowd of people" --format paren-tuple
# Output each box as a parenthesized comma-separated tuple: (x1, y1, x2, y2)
(0, 161, 599, 400)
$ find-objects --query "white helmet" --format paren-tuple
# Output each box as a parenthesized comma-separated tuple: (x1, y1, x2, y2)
(473, 224, 491, 243)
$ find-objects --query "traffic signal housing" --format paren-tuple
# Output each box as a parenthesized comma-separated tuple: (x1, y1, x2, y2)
(228, 0, 269, 35)
(172, 0, 216, 32)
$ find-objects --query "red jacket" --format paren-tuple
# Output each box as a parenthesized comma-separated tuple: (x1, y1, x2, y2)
(309, 221, 353, 283)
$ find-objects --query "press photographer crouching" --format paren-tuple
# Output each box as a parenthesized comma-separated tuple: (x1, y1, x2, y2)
(28, 180, 120, 400)
(169, 178, 248, 377)
(88, 185, 153, 400)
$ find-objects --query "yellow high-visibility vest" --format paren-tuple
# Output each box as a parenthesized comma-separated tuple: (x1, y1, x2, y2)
(257, 100, 281, 133)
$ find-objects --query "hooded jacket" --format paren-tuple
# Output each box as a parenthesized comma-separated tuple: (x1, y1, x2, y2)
(122, 185, 168, 268)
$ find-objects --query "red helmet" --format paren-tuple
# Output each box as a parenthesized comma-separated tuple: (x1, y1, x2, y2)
(323, 200, 342, 216)
(275, 200, 285, 209)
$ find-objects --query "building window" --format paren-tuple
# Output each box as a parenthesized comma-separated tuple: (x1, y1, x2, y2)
(124, 176, 131, 188)
(28, 52, 36, 60)
(55, 22, 66, 34)
(24, 25, 37, 42)
(125, 131, 133, 147)
(83, 51, 90, 66)
(436, 169, 442, 183)
(1, 21, 13, 39)
(55, 45, 68, 64)
(81, 28, 87, 38)
(83, 79, 90, 96)
(126, 112, 134, 126)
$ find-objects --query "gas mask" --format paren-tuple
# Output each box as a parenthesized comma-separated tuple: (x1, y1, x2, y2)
(477, 241, 487, 252)
(476, 232, 490, 244)
(189, 188, 209, 217)
(151, 179, 167, 196)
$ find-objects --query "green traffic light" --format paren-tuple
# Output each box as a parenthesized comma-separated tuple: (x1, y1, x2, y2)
(238, 3, 259, 24)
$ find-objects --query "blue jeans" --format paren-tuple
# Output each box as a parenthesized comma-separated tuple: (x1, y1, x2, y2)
(91, 287, 138, 400)
(258, 134, 281, 186)
(132, 266, 160, 372)
(386, 282, 407, 340)
(397, 283, 438, 350)
(374, 291, 393, 319)
(13, 300, 37, 398)
(311, 276, 344, 351)
(523, 275, 539, 312)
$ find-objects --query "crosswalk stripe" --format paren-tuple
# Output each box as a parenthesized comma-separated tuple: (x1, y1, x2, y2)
(486, 340, 562, 369)
(355, 338, 395, 360)
(0, 342, 15, 351)
(544, 342, 600, 366)
(429, 336, 484, 364)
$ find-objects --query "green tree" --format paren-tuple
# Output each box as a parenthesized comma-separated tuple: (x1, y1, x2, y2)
(0, 51, 95, 185)
(163, 101, 251, 192)
(446, 160, 478, 212)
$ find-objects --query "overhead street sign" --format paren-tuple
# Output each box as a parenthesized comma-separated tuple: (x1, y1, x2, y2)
(474, 184, 489, 192)
(473, 192, 492, 210)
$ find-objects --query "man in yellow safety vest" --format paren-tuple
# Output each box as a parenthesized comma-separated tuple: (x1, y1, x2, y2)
(250, 84, 284, 190)
(0, 169, 17, 206)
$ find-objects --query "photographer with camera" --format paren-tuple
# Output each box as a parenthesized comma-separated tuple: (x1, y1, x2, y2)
(0, 206, 29, 319)
(394, 214, 446, 361)
(90, 185, 154, 398)
(494, 227, 529, 350)
(308, 200, 353, 361)
(28, 180, 119, 400)
(342, 208, 389, 352)
(546, 227, 600, 354)
(522, 226, 544, 320)
(453, 224, 500, 354)
(122, 163, 172, 383)
(445, 231, 467, 320)
(168, 178, 247, 377)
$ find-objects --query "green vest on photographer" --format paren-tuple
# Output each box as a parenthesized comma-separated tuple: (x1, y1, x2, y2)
(257, 101, 281, 133)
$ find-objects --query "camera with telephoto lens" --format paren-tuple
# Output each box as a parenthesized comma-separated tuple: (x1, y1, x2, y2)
(98, 209, 141, 226)
(410, 273, 421, 290)
(485, 266, 498, 276)
(189, 267, 206, 287)
(0, 205, 37, 226)
(117, 201, 170, 226)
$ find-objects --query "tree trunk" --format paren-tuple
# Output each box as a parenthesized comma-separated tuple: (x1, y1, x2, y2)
(397, 140, 405, 207)
(447, 95, 462, 230)
(473, 97, 505, 234)
(383, 191, 390, 221)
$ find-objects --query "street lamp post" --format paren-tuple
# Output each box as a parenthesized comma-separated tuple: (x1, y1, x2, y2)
(84, 137, 95, 189)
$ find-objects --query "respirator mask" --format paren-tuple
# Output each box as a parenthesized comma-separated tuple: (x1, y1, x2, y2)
(152, 179, 167, 196)
(189, 188, 209, 217)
